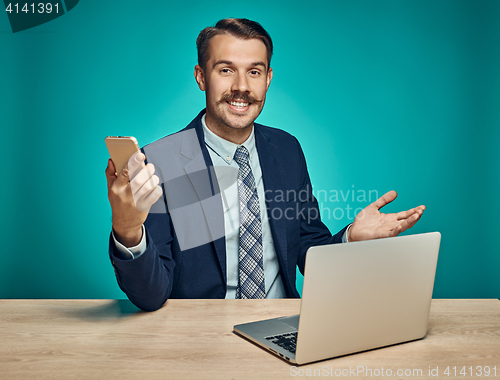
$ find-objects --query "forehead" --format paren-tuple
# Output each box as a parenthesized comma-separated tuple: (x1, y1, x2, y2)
(207, 34, 268, 68)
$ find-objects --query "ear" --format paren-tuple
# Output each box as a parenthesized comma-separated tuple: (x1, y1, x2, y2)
(266, 67, 273, 90)
(194, 65, 206, 91)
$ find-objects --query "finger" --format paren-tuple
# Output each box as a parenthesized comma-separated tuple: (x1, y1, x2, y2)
(395, 206, 425, 221)
(105, 158, 116, 176)
(400, 212, 422, 232)
(130, 164, 156, 195)
(136, 184, 163, 213)
(105, 159, 117, 188)
(395, 208, 416, 221)
(414, 206, 425, 219)
(371, 190, 398, 210)
(113, 164, 133, 189)
(128, 151, 145, 179)
(133, 174, 160, 204)
(407, 210, 424, 228)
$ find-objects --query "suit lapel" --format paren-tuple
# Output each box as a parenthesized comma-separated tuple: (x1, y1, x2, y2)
(180, 113, 227, 284)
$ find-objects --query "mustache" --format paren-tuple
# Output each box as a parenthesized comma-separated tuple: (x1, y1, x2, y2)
(220, 93, 263, 104)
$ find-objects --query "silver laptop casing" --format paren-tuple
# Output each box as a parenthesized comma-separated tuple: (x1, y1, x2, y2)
(233, 232, 441, 365)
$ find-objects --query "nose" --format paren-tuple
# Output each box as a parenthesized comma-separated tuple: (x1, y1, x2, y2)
(231, 71, 250, 94)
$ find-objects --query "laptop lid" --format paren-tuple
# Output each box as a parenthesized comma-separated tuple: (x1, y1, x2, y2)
(294, 232, 441, 364)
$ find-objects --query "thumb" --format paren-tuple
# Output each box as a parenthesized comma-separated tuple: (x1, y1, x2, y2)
(372, 190, 398, 210)
(114, 164, 132, 188)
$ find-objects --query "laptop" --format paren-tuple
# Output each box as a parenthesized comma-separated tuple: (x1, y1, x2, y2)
(233, 232, 441, 365)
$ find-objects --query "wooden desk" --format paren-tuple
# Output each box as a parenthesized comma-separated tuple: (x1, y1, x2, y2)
(1, 299, 499, 379)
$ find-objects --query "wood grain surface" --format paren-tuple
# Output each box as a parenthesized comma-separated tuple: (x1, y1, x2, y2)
(0, 299, 499, 379)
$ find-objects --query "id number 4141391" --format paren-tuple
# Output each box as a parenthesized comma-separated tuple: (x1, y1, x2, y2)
(5, 3, 60, 14)
(444, 366, 497, 377)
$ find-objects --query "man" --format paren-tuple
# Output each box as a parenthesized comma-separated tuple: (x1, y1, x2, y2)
(105, 19, 425, 311)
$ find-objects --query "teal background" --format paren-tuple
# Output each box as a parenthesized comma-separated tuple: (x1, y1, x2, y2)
(1, 0, 498, 299)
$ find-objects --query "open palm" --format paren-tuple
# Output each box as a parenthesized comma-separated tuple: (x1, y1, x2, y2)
(348, 190, 426, 242)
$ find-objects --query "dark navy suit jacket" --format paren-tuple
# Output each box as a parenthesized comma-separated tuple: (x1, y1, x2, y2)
(109, 110, 348, 311)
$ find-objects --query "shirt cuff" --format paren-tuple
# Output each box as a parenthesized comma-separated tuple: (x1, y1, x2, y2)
(112, 225, 147, 260)
(342, 224, 352, 243)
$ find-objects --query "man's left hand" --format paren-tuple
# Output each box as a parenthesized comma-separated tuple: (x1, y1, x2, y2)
(348, 190, 425, 242)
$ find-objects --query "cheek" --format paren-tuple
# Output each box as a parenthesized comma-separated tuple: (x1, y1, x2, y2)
(255, 77, 269, 92)
(205, 87, 219, 103)
(255, 84, 268, 102)
(207, 81, 229, 101)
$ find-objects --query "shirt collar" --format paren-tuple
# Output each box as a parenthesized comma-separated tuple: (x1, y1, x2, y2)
(201, 114, 256, 165)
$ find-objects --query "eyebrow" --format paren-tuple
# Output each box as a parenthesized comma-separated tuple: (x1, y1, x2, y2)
(213, 60, 267, 70)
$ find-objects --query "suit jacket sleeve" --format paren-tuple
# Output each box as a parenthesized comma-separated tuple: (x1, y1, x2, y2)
(109, 206, 176, 311)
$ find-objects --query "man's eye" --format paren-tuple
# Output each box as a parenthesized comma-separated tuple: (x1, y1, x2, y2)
(220, 68, 231, 74)
(250, 70, 260, 75)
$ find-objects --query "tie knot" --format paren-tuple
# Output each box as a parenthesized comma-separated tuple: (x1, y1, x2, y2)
(234, 145, 250, 166)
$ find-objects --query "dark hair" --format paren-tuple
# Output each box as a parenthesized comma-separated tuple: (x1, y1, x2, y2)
(196, 18, 273, 71)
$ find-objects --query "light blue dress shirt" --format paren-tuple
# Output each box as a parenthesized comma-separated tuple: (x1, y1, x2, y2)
(201, 115, 286, 299)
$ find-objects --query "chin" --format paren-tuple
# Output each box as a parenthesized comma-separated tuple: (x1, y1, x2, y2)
(223, 115, 255, 130)
(226, 120, 254, 130)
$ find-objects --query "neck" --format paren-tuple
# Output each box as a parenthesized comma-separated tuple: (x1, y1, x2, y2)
(205, 113, 253, 145)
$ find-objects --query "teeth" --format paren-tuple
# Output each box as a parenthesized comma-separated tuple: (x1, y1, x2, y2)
(229, 101, 249, 107)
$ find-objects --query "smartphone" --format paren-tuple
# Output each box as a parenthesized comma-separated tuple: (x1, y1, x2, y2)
(105, 136, 140, 175)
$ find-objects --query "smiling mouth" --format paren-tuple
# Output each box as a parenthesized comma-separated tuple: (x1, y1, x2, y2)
(226, 100, 251, 111)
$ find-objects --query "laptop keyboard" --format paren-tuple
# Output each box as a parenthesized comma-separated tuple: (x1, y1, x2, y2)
(265, 331, 297, 354)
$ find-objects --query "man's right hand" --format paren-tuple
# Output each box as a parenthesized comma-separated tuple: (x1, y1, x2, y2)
(106, 152, 163, 247)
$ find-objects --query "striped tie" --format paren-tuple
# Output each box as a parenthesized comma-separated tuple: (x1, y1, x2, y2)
(234, 146, 265, 299)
